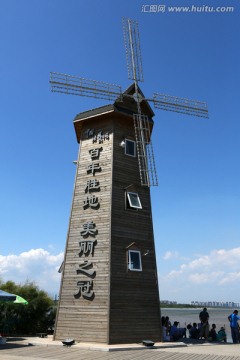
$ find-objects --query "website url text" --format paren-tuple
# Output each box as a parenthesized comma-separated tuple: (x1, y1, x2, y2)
(141, 5, 234, 13)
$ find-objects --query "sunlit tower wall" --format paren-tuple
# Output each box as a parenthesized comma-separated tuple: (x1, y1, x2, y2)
(54, 89, 161, 344)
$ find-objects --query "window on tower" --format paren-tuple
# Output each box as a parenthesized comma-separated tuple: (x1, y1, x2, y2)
(125, 139, 136, 157)
(126, 192, 142, 210)
(128, 250, 142, 271)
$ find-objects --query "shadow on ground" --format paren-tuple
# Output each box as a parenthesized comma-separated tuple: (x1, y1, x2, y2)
(0, 337, 30, 350)
(181, 338, 231, 346)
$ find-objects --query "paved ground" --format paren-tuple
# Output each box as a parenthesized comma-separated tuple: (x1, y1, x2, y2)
(1, 337, 240, 360)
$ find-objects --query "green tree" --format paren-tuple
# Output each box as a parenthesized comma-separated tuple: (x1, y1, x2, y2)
(0, 280, 56, 335)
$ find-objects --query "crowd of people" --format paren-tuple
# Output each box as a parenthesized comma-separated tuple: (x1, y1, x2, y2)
(161, 307, 238, 343)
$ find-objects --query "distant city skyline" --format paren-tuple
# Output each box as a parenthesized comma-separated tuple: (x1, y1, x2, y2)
(161, 300, 240, 308)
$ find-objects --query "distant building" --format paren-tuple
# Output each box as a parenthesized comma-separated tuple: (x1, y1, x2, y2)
(160, 300, 240, 308)
(191, 301, 239, 308)
(161, 300, 178, 305)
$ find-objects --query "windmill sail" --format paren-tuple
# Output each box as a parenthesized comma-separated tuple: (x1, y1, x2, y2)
(50, 72, 122, 101)
(122, 18, 144, 83)
(153, 93, 208, 118)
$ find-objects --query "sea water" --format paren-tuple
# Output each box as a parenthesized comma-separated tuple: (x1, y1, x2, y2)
(161, 308, 234, 342)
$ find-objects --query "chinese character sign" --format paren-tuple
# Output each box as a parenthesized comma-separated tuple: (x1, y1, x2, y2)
(74, 129, 110, 300)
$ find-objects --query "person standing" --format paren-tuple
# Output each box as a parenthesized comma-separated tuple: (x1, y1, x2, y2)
(228, 310, 240, 343)
(199, 307, 209, 340)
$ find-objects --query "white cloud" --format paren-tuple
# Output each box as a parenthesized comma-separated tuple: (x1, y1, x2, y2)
(189, 271, 224, 284)
(219, 272, 240, 285)
(0, 249, 64, 297)
(158, 246, 240, 302)
(163, 251, 179, 260)
(188, 248, 240, 271)
(163, 247, 240, 283)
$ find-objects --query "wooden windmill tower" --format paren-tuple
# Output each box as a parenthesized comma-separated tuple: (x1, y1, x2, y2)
(50, 18, 208, 344)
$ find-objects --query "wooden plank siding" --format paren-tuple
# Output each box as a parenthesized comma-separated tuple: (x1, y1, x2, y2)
(54, 117, 114, 343)
(109, 117, 161, 344)
(54, 103, 161, 344)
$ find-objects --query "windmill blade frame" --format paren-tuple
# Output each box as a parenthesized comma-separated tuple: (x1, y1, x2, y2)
(152, 93, 209, 118)
(50, 72, 122, 102)
(122, 18, 144, 83)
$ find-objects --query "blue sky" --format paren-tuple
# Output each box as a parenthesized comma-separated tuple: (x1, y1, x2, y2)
(0, 0, 239, 303)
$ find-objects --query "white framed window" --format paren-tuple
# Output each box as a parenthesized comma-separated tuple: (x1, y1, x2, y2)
(125, 139, 136, 157)
(126, 192, 142, 209)
(128, 250, 142, 271)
